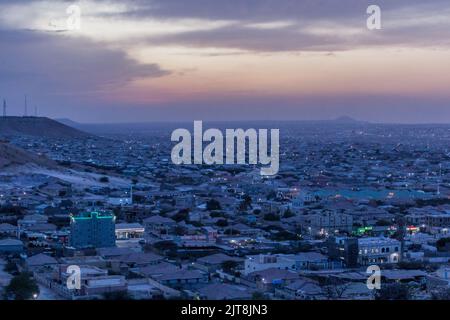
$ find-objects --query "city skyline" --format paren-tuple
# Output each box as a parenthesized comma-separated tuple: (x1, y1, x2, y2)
(1, 0, 450, 123)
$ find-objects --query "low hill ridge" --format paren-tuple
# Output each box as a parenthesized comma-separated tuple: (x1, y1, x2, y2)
(0, 116, 91, 138)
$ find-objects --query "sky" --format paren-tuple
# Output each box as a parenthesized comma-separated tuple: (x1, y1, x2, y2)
(1, 0, 450, 123)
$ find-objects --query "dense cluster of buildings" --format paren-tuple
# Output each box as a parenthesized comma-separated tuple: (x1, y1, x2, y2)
(1, 122, 450, 300)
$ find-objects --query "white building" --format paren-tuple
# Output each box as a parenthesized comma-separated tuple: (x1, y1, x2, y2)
(307, 212, 353, 235)
(115, 223, 145, 240)
(244, 252, 332, 275)
(357, 237, 401, 265)
(290, 191, 315, 212)
(107, 197, 132, 206)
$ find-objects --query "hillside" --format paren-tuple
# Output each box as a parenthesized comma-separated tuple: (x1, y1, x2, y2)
(0, 141, 132, 188)
(0, 116, 91, 138)
(0, 141, 57, 169)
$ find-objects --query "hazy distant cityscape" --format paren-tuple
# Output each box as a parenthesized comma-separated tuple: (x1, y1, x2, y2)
(1, 0, 450, 304)
(0, 116, 449, 300)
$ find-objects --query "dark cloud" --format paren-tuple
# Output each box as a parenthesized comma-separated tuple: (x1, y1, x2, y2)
(142, 21, 450, 52)
(0, 29, 169, 107)
(1, 1, 449, 122)
(115, 0, 450, 52)
(122, 0, 448, 22)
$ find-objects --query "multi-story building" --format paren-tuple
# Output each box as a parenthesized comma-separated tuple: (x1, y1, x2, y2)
(70, 211, 116, 249)
(143, 215, 176, 239)
(56, 265, 127, 298)
(290, 191, 316, 212)
(405, 214, 427, 226)
(327, 236, 359, 268)
(115, 223, 145, 241)
(244, 252, 338, 275)
(426, 214, 450, 229)
(0, 223, 18, 238)
(405, 212, 450, 230)
(357, 237, 401, 266)
(307, 212, 353, 235)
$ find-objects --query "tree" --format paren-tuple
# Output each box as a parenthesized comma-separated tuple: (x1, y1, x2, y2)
(3, 272, 39, 300)
(173, 226, 187, 236)
(323, 279, 351, 300)
(375, 219, 391, 226)
(270, 230, 298, 241)
(210, 211, 225, 218)
(431, 288, 450, 300)
(283, 208, 295, 218)
(103, 291, 132, 300)
(4, 260, 18, 273)
(252, 291, 267, 300)
(397, 261, 424, 270)
(238, 201, 249, 212)
(153, 240, 177, 252)
(263, 213, 280, 221)
(375, 283, 411, 300)
(408, 244, 422, 251)
(224, 228, 240, 235)
(221, 260, 239, 273)
(173, 209, 189, 222)
(436, 237, 450, 252)
(238, 194, 252, 211)
(207, 199, 222, 211)
(266, 190, 277, 200)
(216, 219, 229, 227)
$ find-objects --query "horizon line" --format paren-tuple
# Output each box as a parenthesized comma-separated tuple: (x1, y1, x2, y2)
(52, 117, 450, 126)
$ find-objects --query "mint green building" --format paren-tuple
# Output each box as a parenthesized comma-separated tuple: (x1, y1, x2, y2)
(70, 212, 116, 249)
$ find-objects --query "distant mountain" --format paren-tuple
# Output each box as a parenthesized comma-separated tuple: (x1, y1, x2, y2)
(0, 116, 91, 138)
(0, 141, 57, 169)
(332, 116, 366, 124)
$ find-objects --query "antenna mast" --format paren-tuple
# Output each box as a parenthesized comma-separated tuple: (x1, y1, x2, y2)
(437, 164, 442, 196)
(24, 94, 28, 117)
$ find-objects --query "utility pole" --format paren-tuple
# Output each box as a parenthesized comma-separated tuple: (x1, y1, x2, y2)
(437, 163, 442, 196)
(130, 185, 133, 205)
(24, 94, 28, 117)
